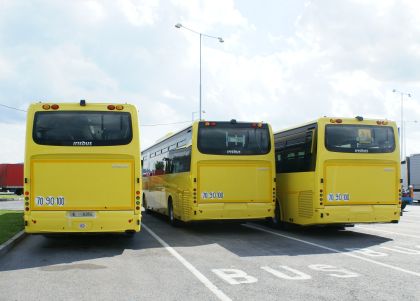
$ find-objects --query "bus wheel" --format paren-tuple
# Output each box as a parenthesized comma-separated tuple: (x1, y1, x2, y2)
(271, 201, 281, 228)
(168, 198, 179, 227)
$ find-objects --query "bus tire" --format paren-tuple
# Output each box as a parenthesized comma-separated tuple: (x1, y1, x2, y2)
(168, 198, 179, 227)
(271, 201, 282, 228)
(125, 230, 136, 237)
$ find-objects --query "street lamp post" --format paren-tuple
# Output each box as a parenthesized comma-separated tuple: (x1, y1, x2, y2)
(192, 110, 205, 121)
(175, 23, 224, 121)
(393, 89, 412, 160)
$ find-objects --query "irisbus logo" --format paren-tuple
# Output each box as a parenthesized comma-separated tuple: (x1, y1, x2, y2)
(73, 141, 93, 146)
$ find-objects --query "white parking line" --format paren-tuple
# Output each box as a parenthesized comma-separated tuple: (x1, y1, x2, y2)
(355, 226, 420, 239)
(244, 223, 420, 278)
(142, 223, 232, 301)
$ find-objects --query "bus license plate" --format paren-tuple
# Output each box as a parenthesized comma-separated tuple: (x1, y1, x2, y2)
(68, 211, 96, 218)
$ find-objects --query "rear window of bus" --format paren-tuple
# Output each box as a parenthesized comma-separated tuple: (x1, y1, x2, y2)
(198, 122, 270, 155)
(33, 111, 132, 146)
(325, 124, 395, 153)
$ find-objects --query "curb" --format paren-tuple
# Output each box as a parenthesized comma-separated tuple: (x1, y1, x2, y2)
(0, 230, 26, 257)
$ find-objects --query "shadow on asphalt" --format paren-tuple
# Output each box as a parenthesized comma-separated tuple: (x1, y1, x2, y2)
(142, 211, 392, 258)
(0, 211, 394, 272)
(0, 227, 161, 272)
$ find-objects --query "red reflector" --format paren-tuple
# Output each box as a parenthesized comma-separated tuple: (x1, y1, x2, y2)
(107, 105, 115, 110)
(25, 207, 29, 211)
(25, 191, 29, 196)
(116, 105, 124, 110)
(136, 206, 140, 210)
(210, 122, 216, 126)
(42, 104, 50, 110)
(51, 104, 59, 110)
(136, 191, 140, 195)
(336, 119, 342, 123)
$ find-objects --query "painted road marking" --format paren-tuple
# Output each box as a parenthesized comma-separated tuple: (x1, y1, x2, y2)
(355, 226, 420, 239)
(142, 223, 232, 301)
(244, 223, 420, 277)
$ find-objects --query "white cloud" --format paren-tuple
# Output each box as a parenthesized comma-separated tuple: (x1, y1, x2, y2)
(118, 0, 160, 27)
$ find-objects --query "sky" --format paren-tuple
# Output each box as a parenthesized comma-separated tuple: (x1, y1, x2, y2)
(1, 0, 420, 163)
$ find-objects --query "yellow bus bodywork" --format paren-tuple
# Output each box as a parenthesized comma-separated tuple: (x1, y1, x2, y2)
(24, 103, 141, 233)
(276, 117, 401, 226)
(142, 122, 276, 222)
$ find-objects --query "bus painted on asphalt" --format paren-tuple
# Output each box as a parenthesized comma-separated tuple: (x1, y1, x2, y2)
(24, 101, 141, 233)
(142, 120, 276, 225)
(274, 117, 401, 226)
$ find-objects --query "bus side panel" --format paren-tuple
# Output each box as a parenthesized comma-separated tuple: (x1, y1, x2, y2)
(164, 172, 191, 221)
(277, 172, 315, 223)
(145, 175, 166, 213)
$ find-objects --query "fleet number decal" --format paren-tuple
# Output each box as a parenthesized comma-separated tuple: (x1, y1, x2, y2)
(201, 192, 224, 199)
(35, 196, 65, 206)
(327, 193, 350, 201)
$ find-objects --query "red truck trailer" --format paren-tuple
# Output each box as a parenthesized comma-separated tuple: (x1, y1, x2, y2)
(0, 163, 24, 195)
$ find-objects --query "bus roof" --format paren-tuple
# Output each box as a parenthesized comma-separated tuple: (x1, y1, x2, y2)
(274, 117, 396, 135)
(142, 120, 270, 153)
(28, 102, 137, 112)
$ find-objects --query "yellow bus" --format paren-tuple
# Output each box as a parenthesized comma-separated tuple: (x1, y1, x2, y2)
(142, 120, 276, 225)
(24, 101, 141, 234)
(274, 117, 401, 227)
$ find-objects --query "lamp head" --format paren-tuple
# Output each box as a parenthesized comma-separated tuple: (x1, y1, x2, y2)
(175, 23, 182, 28)
(218, 37, 224, 43)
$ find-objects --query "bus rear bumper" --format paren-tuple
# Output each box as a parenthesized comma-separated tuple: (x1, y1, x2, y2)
(190, 202, 275, 221)
(306, 204, 401, 225)
(24, 211, 141, 233)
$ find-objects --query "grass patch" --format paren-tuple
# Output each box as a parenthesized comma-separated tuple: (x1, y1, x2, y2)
(0, 210, 24, 244)
(0, 194, 23, 201)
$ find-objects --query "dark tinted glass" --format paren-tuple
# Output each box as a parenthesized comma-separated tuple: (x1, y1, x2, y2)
(198, 122, 270, 155)
(275, 125, 317, 173)
(165, 147, 191, 174)
(325, 125, 395, 153)
(33, 111, 132, 146)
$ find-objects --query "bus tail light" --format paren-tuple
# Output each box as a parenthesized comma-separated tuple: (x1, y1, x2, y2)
(51, 104, 59, 110)
(116, 105, 124, 110)
(25, 191, 29, 196)
(42, 104, 50, 110)
(204, 122, 216, 126)
(136, 191, 140, 195)
(136, 206, 140, 210)
(107, 105, 116, 110)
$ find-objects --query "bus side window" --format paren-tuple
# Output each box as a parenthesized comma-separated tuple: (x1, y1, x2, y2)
(276, 126, 317, 173)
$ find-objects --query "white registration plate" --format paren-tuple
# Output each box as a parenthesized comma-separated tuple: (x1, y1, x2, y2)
(68, 211, 96, 218)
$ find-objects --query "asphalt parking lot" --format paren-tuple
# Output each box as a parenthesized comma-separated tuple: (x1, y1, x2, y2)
(1, 204, 419, 301)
